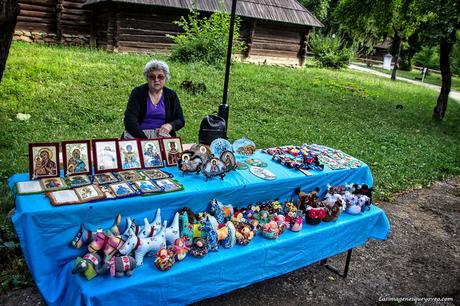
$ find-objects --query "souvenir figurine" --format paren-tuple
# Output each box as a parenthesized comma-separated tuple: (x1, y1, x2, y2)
(296, 187, 321, 213)
(262, 221, 280, 239)
(122, 217, 141, 236)
(104, 255, 137, 277)
(70, 214, 122, 248)
(290, 214, 304, 231)
(284, 200, 298, 215)
(235, 222, 255, 246)
(306, 207, 326, 225)
(87, 232, 125, 260)
(154, 248, 176, 271)
(72, 253, 105, 280)
(179, 210, 194, 245)
(255, 210, 271, 226)
(189, 238, 208, 258)
(199, 217, 236, 251)
(209, 198, 234, 224)
(119, 222, 167, 266)
(352, 184, 373, 207)
(178, 151, 203, 176)
(202, 157, 226, 181)
(322, 199, 342, 222)
(171, 237, 190, 261)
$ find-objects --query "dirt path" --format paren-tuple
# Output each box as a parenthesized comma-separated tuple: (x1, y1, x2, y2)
(1, 178, 459, 305)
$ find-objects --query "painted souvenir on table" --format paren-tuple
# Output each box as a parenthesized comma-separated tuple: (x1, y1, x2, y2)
(99, 185, 117, 199)
(87, 232, 125, 260)
(104, 255, 137, 277)
(74, 184, 105, 203)
(162, 137, 183, 167)
(154, 248, 176, 271)
(62, 141, 92, 176)
(29, 143, 59, 180)
(92, 139, 120, 174)
(67, 174, 91, 188)
(139, 139, 164, 168)
(72, 253, 105, 280)
(202, 158, 226, 181)
(234, 222, 255, 246)
(236, 161, 248, 170)
(220, 150, 237, 171)
(70, 214, 122, 248)
(249, 166, 276, 180)
(232, 137, 256, 156)
(40, 177, 68, 191)
(119, 222, 167, 266)
(171, 237, 190, 261)
(93, 172, 118, 185)
(188, 144, 211, 163)
(262, 221, 281, 239)
(209, 198, 234, 224)
(177, 151, 203, 176)
(189, 237, 208, 258)
(199, 216, 236, 251)
(179, 211, 194, 245)
(210, 138, 232, 157)
(154, 178, 183, 193)
(116, 170, 143, 182)
(132, 180, 162, 194)
(109, 182, 137, 198)
(118, 140, 142, 170)
(306, 207, 326, 225)
(245, 159, 267, 167)
(143, 168, 172, 180)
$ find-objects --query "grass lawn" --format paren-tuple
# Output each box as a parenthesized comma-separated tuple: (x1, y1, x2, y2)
(0, 41, 459, 289)
(354, 63, 460, 91)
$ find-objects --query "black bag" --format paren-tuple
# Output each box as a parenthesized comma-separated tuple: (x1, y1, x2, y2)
(198, 115, 227, 145)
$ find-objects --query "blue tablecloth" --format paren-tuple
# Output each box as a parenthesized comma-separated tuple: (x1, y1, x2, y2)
(8, 151, 390, 306)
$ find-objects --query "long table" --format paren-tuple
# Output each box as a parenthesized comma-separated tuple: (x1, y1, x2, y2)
(8, 151, 390, 306)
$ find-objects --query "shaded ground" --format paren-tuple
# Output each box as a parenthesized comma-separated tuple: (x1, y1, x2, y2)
(1, 177, 459, 305)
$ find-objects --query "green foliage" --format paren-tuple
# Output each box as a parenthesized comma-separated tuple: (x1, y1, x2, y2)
(1, 42, 460, 290)
(168, 9, 243, 65)
(299, 0, 330, 22)
(413, 46, 440, 69)
(309, 33, 355, 68)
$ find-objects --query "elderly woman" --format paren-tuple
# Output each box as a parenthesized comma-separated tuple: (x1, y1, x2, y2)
(123, 60, 185, 139)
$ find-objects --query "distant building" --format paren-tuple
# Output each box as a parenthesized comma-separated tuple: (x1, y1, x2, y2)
(14, 0, 322, 65)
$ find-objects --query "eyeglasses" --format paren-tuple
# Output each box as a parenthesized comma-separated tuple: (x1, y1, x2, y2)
(148, 74, 165, 81)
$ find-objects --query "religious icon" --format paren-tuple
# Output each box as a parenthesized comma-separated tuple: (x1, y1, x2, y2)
(116, 170, 143, 182)
(29, 143, 60, 180)
(162, 137, 183, 167)
(219, 150, 237, 171)
(109, 182, 136, 198)
(92, 139, 120, 174)
(74, 185, 105, 202)
(93, 172, 118, 185)
(40, 177, 67, 191)
(139, 139, 164, 168)
(67, 174, 91, 188)
(62, 140, 92, 176)
(154, 178, 183, 193)
(118, 140, 142, 170)
(132, 180, 162, 194)
(142, 169, 172, 180)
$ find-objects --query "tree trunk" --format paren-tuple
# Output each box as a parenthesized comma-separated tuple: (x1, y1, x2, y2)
(432, 38, 454, 120)
(0, 0, 19, 82)
(391, 32, 402, 81)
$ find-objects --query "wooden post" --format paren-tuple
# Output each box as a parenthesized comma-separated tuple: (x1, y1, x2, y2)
(298, 27, 309, 66)
(56, 0, 63, 40)
(89, 8, 96, 48)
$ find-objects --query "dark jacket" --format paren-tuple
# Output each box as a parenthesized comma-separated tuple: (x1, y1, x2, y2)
(123, 84, 185, 138)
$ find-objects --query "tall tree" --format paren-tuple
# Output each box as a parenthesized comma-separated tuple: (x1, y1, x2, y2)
(334, 0, 423, 80)
(418, 0, 460, 120)
(0, 0, 19, 82)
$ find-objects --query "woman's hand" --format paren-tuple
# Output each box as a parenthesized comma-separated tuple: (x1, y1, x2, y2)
(159, 123, 173, 136)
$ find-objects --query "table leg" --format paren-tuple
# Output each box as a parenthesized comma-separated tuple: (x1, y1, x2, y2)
(319, 249, 353, 278)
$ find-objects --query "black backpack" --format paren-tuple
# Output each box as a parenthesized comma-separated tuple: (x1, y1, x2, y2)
(198, 115, 227, 145)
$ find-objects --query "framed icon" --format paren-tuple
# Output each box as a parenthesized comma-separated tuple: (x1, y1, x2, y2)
(62, 140, 92, 176)
(92, 139, 120, 174)
(93, 172, 118, 185)
(29, 143, 60, 180)
(118, 139, 142, 170)
(139, 139, 164, 168)
(161, 137, 183, 167)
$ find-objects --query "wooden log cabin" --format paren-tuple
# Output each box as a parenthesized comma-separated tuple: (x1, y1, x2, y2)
(14, 0, 322, 65)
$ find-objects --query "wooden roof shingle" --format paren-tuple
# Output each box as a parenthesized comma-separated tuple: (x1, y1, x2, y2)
(83, 0, 323, 27)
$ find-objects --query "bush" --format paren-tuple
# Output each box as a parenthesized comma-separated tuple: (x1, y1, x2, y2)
(168, 9, 243, 65)
(413, 46, 439, 70)
(308, 33, 355, 69)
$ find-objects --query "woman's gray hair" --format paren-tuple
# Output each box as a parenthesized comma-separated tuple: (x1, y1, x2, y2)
(143, 60, 171, 80)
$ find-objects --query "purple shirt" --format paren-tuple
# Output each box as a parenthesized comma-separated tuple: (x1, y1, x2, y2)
(140, 94, 166, 130)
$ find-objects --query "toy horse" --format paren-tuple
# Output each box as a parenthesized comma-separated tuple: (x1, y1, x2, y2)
(122, 217, 142, 236)
(209, 198, 234, 224)
(71, 214, 122, 248)
(87, 232, 125, 260)
(72, 253, 105, 280)
(165, 212, 180, 245)
(104, 255, 137, 277)
(138, 208, 162, 238)
(119, 221, 167, 266)
(179, 211, 194, 245)
(200, 216, 236, 251)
